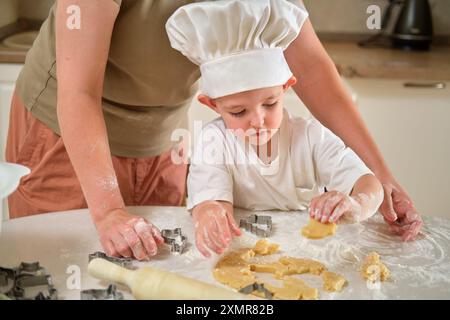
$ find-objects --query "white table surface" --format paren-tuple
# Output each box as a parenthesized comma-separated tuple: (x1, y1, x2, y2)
(1, 206, 449, 300)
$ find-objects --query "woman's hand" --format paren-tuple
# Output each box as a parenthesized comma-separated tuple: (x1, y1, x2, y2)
(192, 201, 241, 258)
(94, 208, 165, 260)
(309, 191, 362, 224)
(379, 178, 423, 242)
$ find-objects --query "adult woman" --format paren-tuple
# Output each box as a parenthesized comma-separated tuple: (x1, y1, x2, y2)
(6, 0, 422, 260)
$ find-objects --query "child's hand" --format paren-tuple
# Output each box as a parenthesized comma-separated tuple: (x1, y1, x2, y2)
(192, 201, 242, 257)
(309, 191, 361, 224)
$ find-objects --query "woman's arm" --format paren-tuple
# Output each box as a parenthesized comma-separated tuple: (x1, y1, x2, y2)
(285, 20, 388, 180)
(55, 0, 163, 259)
(285, 18, 422, 241)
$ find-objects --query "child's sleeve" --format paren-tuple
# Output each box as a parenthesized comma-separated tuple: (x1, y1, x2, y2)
(307, 119, 373, 195)
(186, 125, 233, 211)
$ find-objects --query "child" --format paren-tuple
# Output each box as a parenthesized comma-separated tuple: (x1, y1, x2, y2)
(166, 0, 383, 257)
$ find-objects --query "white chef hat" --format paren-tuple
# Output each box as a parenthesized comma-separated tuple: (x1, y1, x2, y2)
(166, 0, 309, 99)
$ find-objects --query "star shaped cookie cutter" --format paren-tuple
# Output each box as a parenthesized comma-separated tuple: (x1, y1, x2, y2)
(161, 228, 187, 254)
(239, 214, 272, 237)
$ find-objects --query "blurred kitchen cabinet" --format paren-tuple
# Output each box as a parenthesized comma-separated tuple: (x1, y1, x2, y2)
(0, 63, 23, 220)
(346, 78, 450, 218)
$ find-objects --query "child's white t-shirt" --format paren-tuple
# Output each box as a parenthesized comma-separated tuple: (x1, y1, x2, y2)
(187, 109, 372, 211)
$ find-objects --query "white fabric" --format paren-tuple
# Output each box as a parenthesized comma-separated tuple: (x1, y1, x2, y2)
(166, 0, 309, 98)
(187, 110, 373, 211)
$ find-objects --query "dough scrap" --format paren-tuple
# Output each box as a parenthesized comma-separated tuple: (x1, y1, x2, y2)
(301, 218, 337, 239)
(322, 271, 347, 292)
(253, 239, 279, 255)
(361, 252, 390, 282)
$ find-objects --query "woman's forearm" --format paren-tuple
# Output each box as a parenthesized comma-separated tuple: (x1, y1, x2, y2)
(346, 174, 384, 222)
(55, 0, 122, 222)
(57, 93, 124, 221)
(285, 20, 393, 180)
(296, 62, 391, 179)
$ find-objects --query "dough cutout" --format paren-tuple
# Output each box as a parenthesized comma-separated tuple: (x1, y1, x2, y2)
(322, 271, 347, 292)
(301, 218, 337, 239)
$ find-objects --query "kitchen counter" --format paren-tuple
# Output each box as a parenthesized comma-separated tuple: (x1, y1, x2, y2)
(1, 206, 449, 300)
(0, 44, 27, 63)
(1, 22, 449, 81)
(0, 20, 41, 64)
(323, 41, 450, 81)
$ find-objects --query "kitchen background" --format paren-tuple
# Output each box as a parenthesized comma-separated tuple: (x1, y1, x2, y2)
(1, 0, 449, 220)
(1, 0, 450, 34)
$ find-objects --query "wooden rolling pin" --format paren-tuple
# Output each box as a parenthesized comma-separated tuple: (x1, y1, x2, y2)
(88, 258, 250, 300)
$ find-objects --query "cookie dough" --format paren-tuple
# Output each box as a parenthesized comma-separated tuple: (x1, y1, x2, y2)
(253, 239, 279, 255)
(250, 262, 289, 279)
(301, 218, 337, 239)
(213, 240, 349, 300)
(322, 271, 347, 292)
(361, 252, 390, 282)
(264, 277, 318, 300)
(279, 257, 326, 275)
(213, 249, 256, 290)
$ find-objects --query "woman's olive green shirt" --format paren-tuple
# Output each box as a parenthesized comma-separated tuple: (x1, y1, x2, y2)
(16, 0, 201, 157)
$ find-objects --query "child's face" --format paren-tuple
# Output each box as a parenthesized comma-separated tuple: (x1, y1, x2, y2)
(200, 85, 286, 145)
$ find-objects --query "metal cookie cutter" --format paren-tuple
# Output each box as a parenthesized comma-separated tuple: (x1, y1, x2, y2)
(13, 274, 58, 300)
(0, 267, 15, 291)
(239, 282, 273, 300)
(1, 262, 58, 300)
(88, 252, 133, 268)
(81, 284, 124, 300)
(17, 262, 46, 276)
(239, 214, 272, 237)
(161, 228, 187, 254)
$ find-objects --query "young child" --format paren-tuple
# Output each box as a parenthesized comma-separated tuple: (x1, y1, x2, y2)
(166, 0, 384, 257)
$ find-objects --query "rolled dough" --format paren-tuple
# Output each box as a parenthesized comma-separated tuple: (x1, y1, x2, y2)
(213, 240, 347, 300)
(264, 277, 318, 300)
(279, 257, 326, 275)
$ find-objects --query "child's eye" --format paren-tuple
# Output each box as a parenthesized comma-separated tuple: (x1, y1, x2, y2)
(230, 110, 246, 117)
(263, 101, 278, 108)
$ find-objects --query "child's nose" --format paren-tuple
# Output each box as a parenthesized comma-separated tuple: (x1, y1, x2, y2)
(249, 111, 265, 128)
